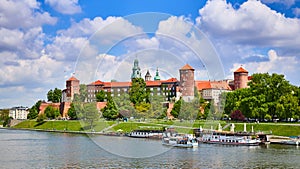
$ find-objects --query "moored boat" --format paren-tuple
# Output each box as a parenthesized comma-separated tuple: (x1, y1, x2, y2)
(128, 130, 163, 139)
(162, 134, 198, 148)
(198, 131, 261, 146)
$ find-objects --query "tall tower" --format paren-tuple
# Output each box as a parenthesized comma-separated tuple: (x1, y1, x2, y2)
(66, 76, 80, 102)
(154, 68, 161, 81)
(145, 70, 152, 81)
(234, 66, 249, 90)
(131, 59, 141, 79)
(179, 64, 195, 102)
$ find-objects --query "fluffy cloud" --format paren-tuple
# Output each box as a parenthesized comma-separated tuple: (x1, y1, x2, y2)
(0, 0, 57, 29)
(45, 0, 81, 15)
(229, 49, 299, 85)
(197, 0, 300, 53)
(261, 0, 295, 7)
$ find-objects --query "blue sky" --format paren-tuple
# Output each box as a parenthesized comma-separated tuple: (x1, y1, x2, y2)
(0, 0, 300, 108)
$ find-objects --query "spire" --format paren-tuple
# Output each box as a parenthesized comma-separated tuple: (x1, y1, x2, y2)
(154, 67, 161, 81)
(145, 70, 151, 81)
(131, 58, 141, 79)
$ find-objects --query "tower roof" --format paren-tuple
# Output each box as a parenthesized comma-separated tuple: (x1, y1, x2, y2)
(234, 67, 248, 73)
(67, 76, 79, 81)
(154, 68, 161, 81)
(180, 64, 194, 70)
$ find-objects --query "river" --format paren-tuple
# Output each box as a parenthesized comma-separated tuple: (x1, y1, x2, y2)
(0, 129, 299, 168)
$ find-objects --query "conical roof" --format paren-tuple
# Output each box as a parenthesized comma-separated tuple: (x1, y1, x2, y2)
(67, 76, 79, 81)
(180, 64, 194, 70)
(234, 67, 248, 73)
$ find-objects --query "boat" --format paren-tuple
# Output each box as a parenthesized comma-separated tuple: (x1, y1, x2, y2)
(162, 134, 198, 148)
(198, 131, 261, 146)
(279, 140, 299, 146)
(128, 130, 163, 139)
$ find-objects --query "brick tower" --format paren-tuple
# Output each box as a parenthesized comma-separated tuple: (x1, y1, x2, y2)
(179, 64, 195, 102)
(66, 76, 80, 102)
(234, 66, 248, 90)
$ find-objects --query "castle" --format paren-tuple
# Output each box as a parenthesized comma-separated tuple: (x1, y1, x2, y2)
(39, 59, 250, 118)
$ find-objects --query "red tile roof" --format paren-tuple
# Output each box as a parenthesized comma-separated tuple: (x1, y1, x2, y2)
(234, 67, 248, 73)
(91, 80, 104, 85)
(146, 81, 162, 86)
(195, 80, 232, 91)
(67, 76, 79, 81)
(180, 64, 194, 70)
(195, 81, 211, 90)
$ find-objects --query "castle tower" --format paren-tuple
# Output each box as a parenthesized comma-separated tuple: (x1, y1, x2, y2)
(66, 76, 80, 102)
(145, 70, 152, 81)
(179, 64, 195, 102)
(131, 59, 141, 79)
(234, 66, 249, 90)
(154, 68, 161, 81)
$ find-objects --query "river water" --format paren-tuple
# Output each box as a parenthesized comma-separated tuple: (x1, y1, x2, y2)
(0, 129, 299, 169)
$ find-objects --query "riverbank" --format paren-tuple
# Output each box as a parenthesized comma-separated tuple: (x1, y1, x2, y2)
(9, 120, 300, 137)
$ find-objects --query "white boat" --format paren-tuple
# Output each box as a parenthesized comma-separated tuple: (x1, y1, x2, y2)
(162, 135, 198, 148)
(279, 140, 299, 146)
(128, 130, 163, 139)
(199, 131, 261, 146)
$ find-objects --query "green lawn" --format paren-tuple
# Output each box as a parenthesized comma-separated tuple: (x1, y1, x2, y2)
(12, 120, 300, 136)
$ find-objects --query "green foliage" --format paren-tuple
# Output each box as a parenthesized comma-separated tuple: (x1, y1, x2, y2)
(79, 84, 88, 102)
(224, 73, 300, 120)
(113, 93, 135, 118)
(27, 108, 38, 119)
(171, 98, 182, 118)
(148, 95, 167, 119)
(36, 113, 46, 122)
(135, 102, 151, 118)
(44, 106, 60, 119)
(47, 88, 62, 103)
(81, 103, 100, 129)
(3, 116, 13, 127)
(96, 90, 106, 102)
(67, 103, 77, 120)
(0, 109, 9, 121)
(129, 78, 149, 105)
(102, 96, 119, 120)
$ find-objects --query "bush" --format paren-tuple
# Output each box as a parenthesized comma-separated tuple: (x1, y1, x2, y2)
(37, 114, 46, 122)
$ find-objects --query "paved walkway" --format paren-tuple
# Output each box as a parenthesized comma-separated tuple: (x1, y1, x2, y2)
(100, 123, 119, 133)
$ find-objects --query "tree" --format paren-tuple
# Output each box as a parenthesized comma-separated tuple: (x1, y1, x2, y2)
(129, 78, 149, 105)
(0, 109, 9, 121)
(148, 95, 167, 119)
(113, 93, 135, 118)
(27, 100, 42, 119)
(68, 103, 77, 120)
(82, 103, 99, 130)
(36, 113, 46, 123)
(230, 110, 245, 122)
(47, 88, 62, 103)
(170, 97, 182, 118)
(44, 106, 60, 119)
(79, 84, 88, 102)
(224, 73, 299, 121)
(102, 95, 119, 120)
(96, 90, 106, 102)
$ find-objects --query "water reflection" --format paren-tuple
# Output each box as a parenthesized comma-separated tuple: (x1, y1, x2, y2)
(0, 129, 299, 168)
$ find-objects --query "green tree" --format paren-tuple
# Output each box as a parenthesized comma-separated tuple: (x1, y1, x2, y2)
(129, 78, 149, 105)
(96, 90, 106, 102)
(82, 103, 99, 130)
(0, 109, 9, 121)
(113, 93, 135, 118)
(79, 84, 88, 102)
(44, 106, 60, 119)
(47, 88, 62, 103)
(148, 95, 167, 119)
(27, 100, 42, 119)
(67, 103, 77, 120)
(170, 97, 182, 118)
(36, 113, 46, 123)
(102, 96, 119, 120)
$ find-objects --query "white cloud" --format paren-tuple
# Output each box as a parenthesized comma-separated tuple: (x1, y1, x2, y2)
(293, 7, 300, 17)
(45, 0, 81, 15)
(0, 0, 57, 29)
(261, 0, 295, 7)
(197, 0, 300, 52)
(229, 50, 299, 85)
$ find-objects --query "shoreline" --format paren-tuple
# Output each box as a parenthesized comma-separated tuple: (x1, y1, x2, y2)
(0, 127, 125, 137)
